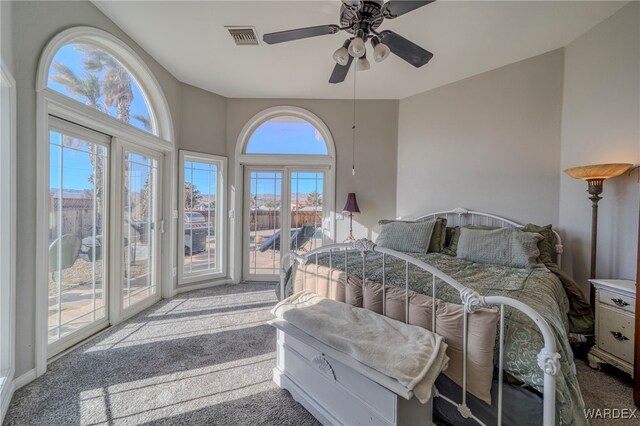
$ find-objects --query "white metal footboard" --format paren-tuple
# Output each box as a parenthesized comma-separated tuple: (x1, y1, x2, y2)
(279, 239, 561, 426)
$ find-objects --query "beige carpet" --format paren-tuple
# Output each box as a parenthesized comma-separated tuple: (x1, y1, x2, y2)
(576, 358, 637, 425)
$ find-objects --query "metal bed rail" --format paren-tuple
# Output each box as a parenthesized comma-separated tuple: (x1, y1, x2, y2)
(279, 239, 560, 426)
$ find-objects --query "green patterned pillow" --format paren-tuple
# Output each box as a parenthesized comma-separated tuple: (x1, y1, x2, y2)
(521, 223, 555, 266)
(376, 219, 436, 253)
(457, 228, 543, 268)
(426, 217, 447, 252)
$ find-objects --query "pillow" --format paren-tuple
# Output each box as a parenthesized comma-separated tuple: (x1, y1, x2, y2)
(376, 219, 436, 253)
(521, 223, 555, 266)
(457, 227, 543, 268)
(443, 225, 497, 257)
(378, 217, 446, 253)
(443, 226, 460, 256)
(427, 217, 447, 252)
(361, 281, 497, 404)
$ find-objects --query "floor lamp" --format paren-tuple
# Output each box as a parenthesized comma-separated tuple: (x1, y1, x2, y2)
(342, 193, 360, 242)
(564, 163, 632, 306)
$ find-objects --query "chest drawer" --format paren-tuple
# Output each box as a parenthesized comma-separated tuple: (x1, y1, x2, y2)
(597, 304, 635, 364)
(599, 289, 635, 314)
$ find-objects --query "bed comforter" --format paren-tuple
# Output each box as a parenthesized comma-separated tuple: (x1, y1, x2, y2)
(279, 250, 588, 425)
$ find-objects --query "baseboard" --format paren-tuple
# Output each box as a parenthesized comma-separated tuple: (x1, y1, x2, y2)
(176, 279, 233, 293)
(12, 369, 37, 391)
(0, 379, 14, 423)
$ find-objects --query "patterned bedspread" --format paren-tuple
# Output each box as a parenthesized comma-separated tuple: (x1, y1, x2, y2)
(281, 250, 587, 425)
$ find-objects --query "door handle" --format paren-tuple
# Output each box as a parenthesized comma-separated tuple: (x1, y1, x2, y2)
(159, 219, 165, 234)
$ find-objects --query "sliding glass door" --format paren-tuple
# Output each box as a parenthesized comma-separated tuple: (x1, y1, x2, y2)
(243, 167, 328, 281)
(48, 119, 110, 353)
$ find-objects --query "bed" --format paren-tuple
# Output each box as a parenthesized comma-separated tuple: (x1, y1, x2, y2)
(277, 208, 592, 426)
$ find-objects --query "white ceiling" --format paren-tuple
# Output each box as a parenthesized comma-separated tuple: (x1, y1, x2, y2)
(93, 1, 627, 99)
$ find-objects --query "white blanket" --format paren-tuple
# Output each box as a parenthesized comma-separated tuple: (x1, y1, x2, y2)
(272, 291, 449, 403)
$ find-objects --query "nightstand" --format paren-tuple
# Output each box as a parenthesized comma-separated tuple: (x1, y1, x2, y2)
(588, 279, 636, 375)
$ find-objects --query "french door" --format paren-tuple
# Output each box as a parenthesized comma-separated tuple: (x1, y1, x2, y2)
(48, 119, 110, 355)
(243, 166, 328, 281)
(47, 119, 163, 356)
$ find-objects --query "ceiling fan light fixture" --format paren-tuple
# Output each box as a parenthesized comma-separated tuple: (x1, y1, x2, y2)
(333, 40, 351, 66)
(356, 54, 370, 71)
(371, 37, 390, 63)
(348, 37, 366, 58)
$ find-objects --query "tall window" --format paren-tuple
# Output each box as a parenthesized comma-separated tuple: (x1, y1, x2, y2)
(47, 42, 155, 134)
(179, 151, 226, 284)
(38, 27, 173, 365)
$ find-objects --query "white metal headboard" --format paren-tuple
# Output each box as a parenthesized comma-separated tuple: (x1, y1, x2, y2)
(411, 207, 563, 267)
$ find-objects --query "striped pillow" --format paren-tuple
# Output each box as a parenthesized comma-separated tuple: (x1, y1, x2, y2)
(376, 219, 436, 253)
(457, 227, 543, 268)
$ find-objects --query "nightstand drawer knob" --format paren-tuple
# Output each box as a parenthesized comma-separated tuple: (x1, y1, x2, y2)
(611, 298, 630, 307)
(610, 331, 629, 341)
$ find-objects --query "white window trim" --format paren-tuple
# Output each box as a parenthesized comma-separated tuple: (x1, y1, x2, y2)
(178, 150, 227, 285)
(231, 106, 336, 283)
(34, 27, 176, 379)
(0, 59, 16, 422)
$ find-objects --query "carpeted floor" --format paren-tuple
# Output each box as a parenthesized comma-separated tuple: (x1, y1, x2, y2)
(4, 283, 637, 425)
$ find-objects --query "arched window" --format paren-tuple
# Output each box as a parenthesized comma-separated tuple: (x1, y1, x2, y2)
(47, 42, 155, 134)
(245, 115, 329, 155)
(35, 27, 175, 370)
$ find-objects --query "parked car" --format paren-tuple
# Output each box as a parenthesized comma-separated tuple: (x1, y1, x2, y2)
(184, 212, 208, 255)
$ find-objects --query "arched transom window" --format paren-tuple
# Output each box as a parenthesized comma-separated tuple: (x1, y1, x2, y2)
(245, 116, 329, 155)
(47, 42, 156, 134)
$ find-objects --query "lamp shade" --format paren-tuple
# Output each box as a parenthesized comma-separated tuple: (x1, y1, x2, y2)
(564, 163, 632, 180)
(342, 193, 361, 215)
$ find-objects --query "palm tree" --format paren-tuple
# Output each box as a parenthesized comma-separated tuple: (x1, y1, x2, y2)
(77, 44, 134, 122)
(51, 62, 102, 110)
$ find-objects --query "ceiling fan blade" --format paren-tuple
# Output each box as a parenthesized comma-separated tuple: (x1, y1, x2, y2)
(382, 1, 435, 19)
(263, 24, 340, 45)
(329, 55, 354, 84)
(378, 30, 433, 67)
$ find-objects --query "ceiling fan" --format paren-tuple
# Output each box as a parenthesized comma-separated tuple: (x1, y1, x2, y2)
(262, 0, 435, 84)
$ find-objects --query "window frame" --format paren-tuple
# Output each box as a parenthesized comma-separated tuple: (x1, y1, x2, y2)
(178, 150, 227, 285)
(35, 27, 176, 378)
(46, 41, 157, 135)
(0, 59, 16, 416)
(232, 106, 336, 283)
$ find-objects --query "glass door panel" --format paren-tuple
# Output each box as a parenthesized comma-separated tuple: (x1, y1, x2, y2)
(245, 170, 283, 279)
(183, 160, 218, 275)
(48, 128, 108, 344)
(123, 151, 159, 309)
(290, 171, 325, 254)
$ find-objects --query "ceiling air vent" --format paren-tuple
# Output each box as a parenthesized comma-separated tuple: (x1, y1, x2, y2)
(226, 27, 259, 46)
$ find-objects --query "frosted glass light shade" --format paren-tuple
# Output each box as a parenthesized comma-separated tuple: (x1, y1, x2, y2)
(348, 37, 366, 58)
(356, 56, 370, 71)
(564, 163, 632, 180)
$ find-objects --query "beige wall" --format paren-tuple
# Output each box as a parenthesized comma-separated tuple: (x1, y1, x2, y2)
(396, 49, 564, 226)
(179, 83, 227, 155)
(226, 99, 399, 254)
(559, 2, 640, 295)
(10, 0, 185, 377)
(1, 0, 14, 75)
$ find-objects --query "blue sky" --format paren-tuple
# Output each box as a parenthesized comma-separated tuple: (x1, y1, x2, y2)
(49, 46, 327, 196)
(48, 43, 152, 132)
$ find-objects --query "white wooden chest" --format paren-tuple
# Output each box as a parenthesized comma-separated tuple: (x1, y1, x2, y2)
(270, 320, 433, 426)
